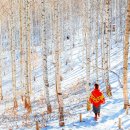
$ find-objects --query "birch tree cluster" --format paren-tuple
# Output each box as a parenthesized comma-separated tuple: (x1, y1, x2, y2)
(0, 0, 129, 128)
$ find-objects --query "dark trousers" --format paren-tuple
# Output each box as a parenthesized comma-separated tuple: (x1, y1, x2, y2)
(93, 105, 100, 114)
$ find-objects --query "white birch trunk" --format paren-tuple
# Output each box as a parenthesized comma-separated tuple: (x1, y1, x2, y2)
(95, 0, 99, 82)
(123, 0, 130, 109)
(50, 0, 56, 64)
(23, 0, 28, 95)
(104, 0, 112, 96)
(10, 0, 18, 108)
(100, 0, 105, 81)
(19, 0, 24, 89)
(115, 0, 118, 44)
(41, 0, 52, 114)
(81, 0, 85, 69)
(82, 0, 91, 110)
(27, 0, 32, 95)
(54, 0, 64, 126)
(0, 20, 3, 100)
(68, 0, 73, 67)
(25, 0, 29, 97)
(24, 0, 32, 113)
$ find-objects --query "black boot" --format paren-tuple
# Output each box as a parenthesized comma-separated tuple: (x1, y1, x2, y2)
(98, 113, 100, 117)
(94, 113, 97, 121)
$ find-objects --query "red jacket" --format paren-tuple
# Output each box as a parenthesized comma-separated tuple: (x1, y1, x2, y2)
(89, 89, 105, 108)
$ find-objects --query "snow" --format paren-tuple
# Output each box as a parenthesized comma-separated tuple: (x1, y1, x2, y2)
(0, 41, 130, 130)
(39, 81, 130, 130)
(0, 3, 130, 129)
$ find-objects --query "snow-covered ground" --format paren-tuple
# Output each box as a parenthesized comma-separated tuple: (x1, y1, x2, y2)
(0, 38, 130, 130)
(0, 12, 129, 128)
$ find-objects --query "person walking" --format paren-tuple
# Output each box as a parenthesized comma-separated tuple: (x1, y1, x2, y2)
(89, 83, 105, 121)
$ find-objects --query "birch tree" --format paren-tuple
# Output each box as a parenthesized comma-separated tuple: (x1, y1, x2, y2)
(115, 0, 119, 44)
(10, 0, 18, 109)
(27, 0, 32, 95)
(50, 0, 56, 63)
(0, 20, 3, 100)
(104, 0, 112, 97)
(100, 0, 105, 81)
(86, 0, 91, 110)
(82, 0, 91, 111)
(123, 0, 130, 109)
(95, 0, 99, 82)
(41, 0, 52, 114)
(67, 0, 73, 67)
(19, 0, 24, 90)
(22, 0, 28, 95)
(81, 0, 86, 69)
(24, 0, 32, 113)
(54, 0, 64, 126)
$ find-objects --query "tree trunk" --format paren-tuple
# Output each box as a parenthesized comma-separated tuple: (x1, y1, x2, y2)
(0, 20, 3, 100)
(100, 0, 105, 82)
(19, 0, 24, 89)
(123, 0, 130, 109)
(10, 0, 18, 109)
(50, 0, 56, 64)
(25, 0, 32, 113)
(82, 0, 91, 111)
(22, 0, 27, 95)
(95, 0, 99, 82)
(104, 0, 112, 97)
(115, 0, 118, 44)
(54, 0, 64, 126)
(41, 0, 52, 114)
(27, 0, 32, 95)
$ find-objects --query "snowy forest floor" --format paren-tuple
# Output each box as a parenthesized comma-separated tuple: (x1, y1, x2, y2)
(41, 82, 130, 130)
(1, 42, 130, 130)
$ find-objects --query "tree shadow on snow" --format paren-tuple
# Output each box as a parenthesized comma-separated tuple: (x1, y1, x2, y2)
(41, 126, 60, 130)
(100, 109, 124, 123)
(66, 116, 99, 128)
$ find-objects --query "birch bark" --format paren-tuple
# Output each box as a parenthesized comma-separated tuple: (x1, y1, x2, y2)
(123, 0, 130, 109)
(41, 0, 52, 114)
(54, 0, 64, 126)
